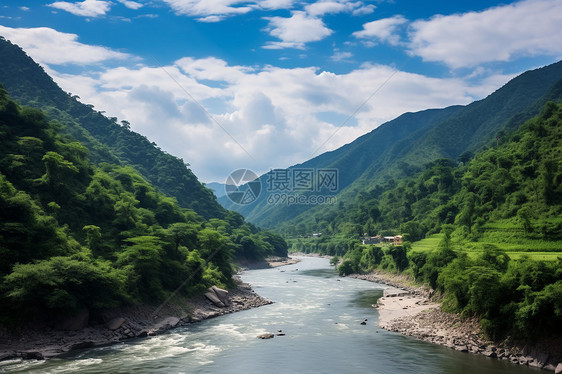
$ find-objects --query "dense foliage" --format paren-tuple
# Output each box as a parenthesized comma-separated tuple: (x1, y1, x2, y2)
(0, 37, 223, 219)
(283, 102, 562, 244)
(0, 88, 286, 325)
(288, 103, 562, 340)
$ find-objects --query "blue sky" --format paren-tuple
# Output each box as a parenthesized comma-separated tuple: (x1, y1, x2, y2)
(1, 0, 561, 182)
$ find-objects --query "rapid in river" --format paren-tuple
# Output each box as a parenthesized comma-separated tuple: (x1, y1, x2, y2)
(2, 256, 540, 373)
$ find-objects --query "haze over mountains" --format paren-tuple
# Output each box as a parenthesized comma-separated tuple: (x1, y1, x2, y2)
(219, 60, 562, 228)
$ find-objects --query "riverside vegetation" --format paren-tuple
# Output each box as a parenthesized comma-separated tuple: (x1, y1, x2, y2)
(0, 87, 287, 327)
(0, 37, 288, 330)
(1, 33, 562, 368)
(285, 103, 562, 342)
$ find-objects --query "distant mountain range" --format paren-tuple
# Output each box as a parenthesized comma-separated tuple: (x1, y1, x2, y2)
(3, 34, 561, 230)
(206, 182, 227, 198)
(219, 60, 562, 228)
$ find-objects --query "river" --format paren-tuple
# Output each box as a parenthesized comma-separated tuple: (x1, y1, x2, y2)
(2, 256, 540, 373)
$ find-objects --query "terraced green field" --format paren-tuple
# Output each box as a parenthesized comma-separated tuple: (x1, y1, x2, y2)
(410, 231, 562, 261)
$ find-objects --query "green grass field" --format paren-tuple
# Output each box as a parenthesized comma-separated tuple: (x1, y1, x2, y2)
(409, 229, 562, 262)
(508, 252, 562, 261)
(410, 234, 443, 253)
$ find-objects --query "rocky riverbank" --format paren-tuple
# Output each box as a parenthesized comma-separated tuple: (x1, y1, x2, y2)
(0, 277, 272, 363)
(236, 256, 300, 270)
(350, 271, 562, 372)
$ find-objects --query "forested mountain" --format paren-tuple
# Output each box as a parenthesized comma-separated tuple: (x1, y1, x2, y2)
(0, 88, 287, 324)
(0, 37, 222, 219)
(0, 39, 288, 325)
(220, 60, 562, 228)
(291, 103, 562, 340)
(286, 102, 562, 244)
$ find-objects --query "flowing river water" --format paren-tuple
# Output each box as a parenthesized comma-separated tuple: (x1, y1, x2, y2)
(3, 256, 541, 373)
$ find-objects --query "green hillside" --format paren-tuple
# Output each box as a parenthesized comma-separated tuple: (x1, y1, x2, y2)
(0, 37, 222, 219)
(220, 106, 463, 223)
(220, 60, 562, 228)
(287, 103, 562, 340)
(287, 101, 562, 244)
(0, 67, 287, 325)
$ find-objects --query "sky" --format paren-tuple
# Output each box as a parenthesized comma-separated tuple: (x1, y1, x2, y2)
(0, 0, 561, 183)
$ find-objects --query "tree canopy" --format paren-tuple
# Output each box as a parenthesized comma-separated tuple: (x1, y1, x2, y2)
(0, 87, 287, 325)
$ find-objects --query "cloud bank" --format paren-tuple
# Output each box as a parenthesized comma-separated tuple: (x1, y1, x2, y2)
(407, 0, 562, 68)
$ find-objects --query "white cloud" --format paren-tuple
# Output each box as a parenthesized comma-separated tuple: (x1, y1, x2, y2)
(331, 51, 352, 62)
(306, 1, 374, 17)
(0, 26, 130, 65)
(162, 0, 253, 18)
(262, 41, 306, 50)
(353, 15, 407, 45)
(117, 0, 143, 10)
(48, 55, 497, 182)
(135, 13, 159, 19)
(352, 4, 375, 16)
(48, 0, 112, 17)
(2, 16, 535, 182)
(160, 0, 372, 22)
(257, 0, 296, 10)
(175, 57, 252, 83)
(306, 1, 347, 17)
(263, 11, 333, 49)
(196, 15, 225, 22)
(408, 0, 562, 68)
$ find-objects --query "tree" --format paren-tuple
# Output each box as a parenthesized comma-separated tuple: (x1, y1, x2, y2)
(4, 256, 127, 319)
(438, 224, 455, 250)
(197, 228, 234, 284)
(400, 221, 424, 242)
(117, 236, 165, 300)
(455, 192, 476, 234)
(82, 225, 101, 252)
(167, 222, 198, 253)
(41, 151, 79, 186)
(338, 260, 356, 276)
(388, 245, 409, 272)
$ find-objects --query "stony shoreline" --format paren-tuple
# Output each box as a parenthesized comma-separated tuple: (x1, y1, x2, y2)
(349, 271, 562, 372)
(0, 276, 272, 364)
(0, 256, 302, 364)
(236, 255, 300, 270)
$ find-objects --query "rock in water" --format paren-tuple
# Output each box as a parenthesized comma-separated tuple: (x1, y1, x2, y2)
(257, 333, 275, 339)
